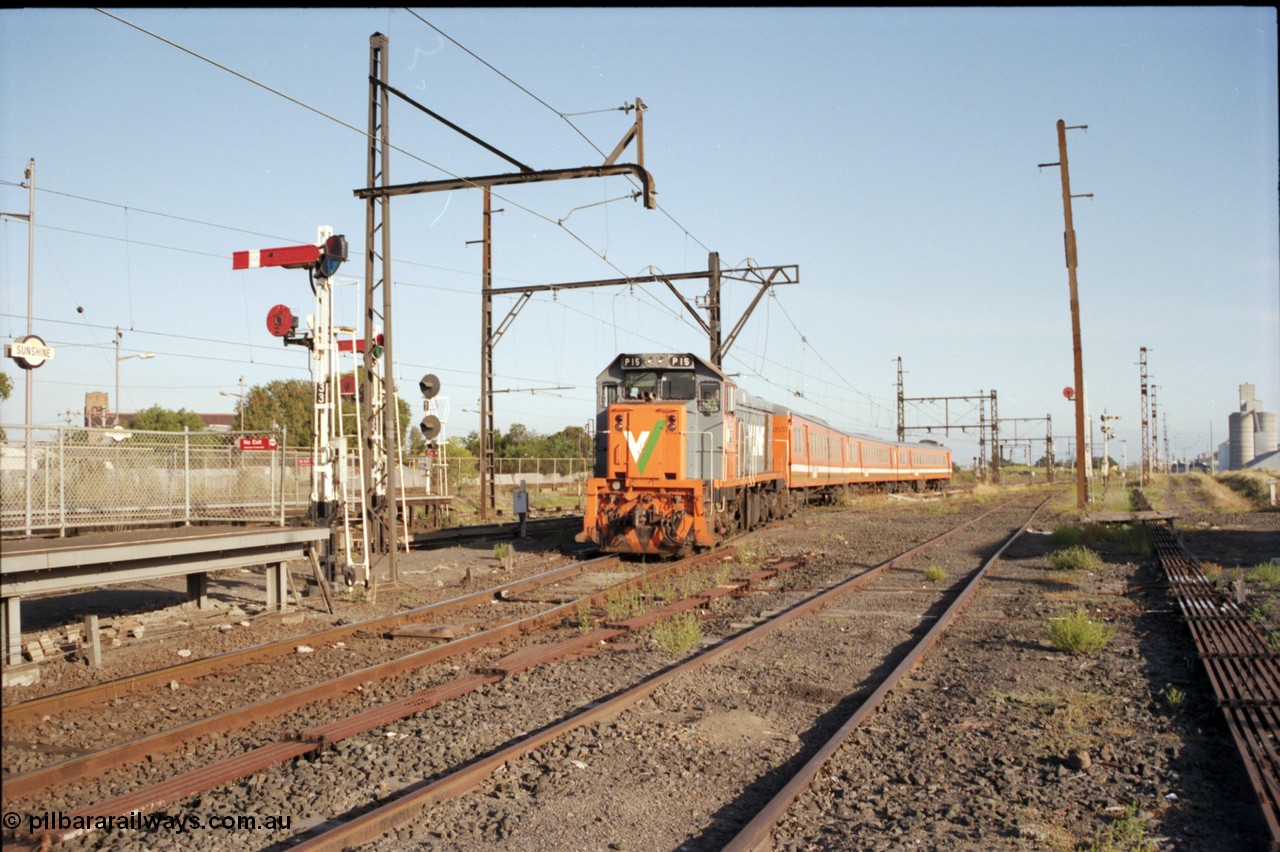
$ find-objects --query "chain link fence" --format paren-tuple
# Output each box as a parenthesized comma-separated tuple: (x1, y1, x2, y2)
(439, 455, 592, 518)
(1, 425, 593, 535)
(1, 425, 307, 536)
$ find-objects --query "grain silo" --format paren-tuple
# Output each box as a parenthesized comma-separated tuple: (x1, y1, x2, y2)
(1226, 384, 1279, 470)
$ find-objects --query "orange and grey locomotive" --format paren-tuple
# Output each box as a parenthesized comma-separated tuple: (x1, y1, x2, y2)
(578, 352, 952, 556)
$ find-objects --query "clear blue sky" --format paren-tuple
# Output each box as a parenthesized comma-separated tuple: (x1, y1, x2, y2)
(2, 8, 1276, 467)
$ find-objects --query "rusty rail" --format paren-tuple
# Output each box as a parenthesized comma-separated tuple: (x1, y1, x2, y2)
(1148, 519, 1280, 841)
(286, 500, 1028, 851)
(2, 555, 636, 802)
(18, 550, 800, 848)
(2, 554, 622, 728)
(722, 496, 1048, 851)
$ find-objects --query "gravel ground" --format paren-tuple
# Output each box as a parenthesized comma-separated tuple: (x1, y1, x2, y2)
(3, 481, 1278, 851)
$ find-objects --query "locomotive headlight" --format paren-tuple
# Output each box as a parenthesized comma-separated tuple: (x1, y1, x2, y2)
(610, 480, 622, 491)
(667, 414, 677, 432)
(613, 414, 623, 430)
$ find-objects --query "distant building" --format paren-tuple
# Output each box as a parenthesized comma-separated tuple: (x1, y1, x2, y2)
(201, 413, 237, 432)
(1224, 384, 1279, 470)
(82, 392, 238, 432)
(84, 391, 110, 428)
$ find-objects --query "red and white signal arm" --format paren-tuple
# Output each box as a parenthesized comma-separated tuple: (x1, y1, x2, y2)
(232, 244, 321, 271)
(239, 436, 279, 451)
(1062, 386, 1075, 401)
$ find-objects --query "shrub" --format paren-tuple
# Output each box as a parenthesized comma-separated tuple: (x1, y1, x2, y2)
(923, 565, 947, 583)
(1049, 526, 1083, 547)
(493, 542, 514, 569)
(1217, 471, 1276, 505)
(575, 599, 593, 635)
(1049, 607, 1114, 656)
(1048, 546, 1102, 572)
(1248, 562, 1280, 588)
(1088, 803, 1150, 852)
(654, 612, 703, 654)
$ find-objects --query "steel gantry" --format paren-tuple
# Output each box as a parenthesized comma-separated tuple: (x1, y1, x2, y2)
(896, 357, 1000, 481)
(998, 415, 1055, 482)
(478, 253, 798, 515)
(1140, 347, 1151, 486)
(354, 33, 661, 539)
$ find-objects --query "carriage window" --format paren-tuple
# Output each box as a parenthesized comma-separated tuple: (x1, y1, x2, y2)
(698, 382, 720, 414)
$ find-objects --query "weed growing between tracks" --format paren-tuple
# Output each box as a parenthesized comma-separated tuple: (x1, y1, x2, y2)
(653, 612, 703, 655)
(1048, 607, 1115, 656)
(1047, 546, 1104, 572)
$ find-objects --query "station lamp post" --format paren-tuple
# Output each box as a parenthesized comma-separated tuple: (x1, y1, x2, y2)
(220, 376, 247, 431)
(113, 327, 154, 426)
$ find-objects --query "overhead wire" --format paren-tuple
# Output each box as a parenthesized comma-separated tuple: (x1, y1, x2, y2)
(402, 10, 713, 255)
(82, 10, 870, 433)
(92, 9, 638, 286)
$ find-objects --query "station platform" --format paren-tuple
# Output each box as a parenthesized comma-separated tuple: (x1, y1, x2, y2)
(1, 525, 329, 667)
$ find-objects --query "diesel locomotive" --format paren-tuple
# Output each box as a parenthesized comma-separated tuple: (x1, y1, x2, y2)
(578, 352, 952, 556)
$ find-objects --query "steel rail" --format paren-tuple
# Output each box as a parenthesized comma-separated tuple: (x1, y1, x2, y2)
(286, 499, 1028, 851)
(723, 496, 1048, 851)
(15, 549, 757, 847)
(1147, 519, 1280, 842)
(1, 554, 621, 728)
(1, 550, 733, 804)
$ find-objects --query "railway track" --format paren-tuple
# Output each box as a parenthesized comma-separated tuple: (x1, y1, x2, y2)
(1, 551, 615, 730)
(283, 497, 1047, 851)
(1141, 506, 1280, 844)
(3, 548, 734, 802)
(2, 496, 1023, 849)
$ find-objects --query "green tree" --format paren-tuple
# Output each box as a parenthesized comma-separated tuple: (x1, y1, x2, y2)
(241, 376, 414, 450)
(460, 424, 588, 459)
(129, 405, 206, 432)
(240, 379, 313, 445)
(0, 370, 12, 442)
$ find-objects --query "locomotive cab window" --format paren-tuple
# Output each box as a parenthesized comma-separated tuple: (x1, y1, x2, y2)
(601, 382, 619, 408)
(662, 372, 696, 401)
(698, 382, 720, 414)
(623, 371, 659, 400)
(622, 371, 696, 401)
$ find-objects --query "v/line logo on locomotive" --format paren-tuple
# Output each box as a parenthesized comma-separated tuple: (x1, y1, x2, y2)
(581, 352, 953, 557)
(624, 419, 666, 474)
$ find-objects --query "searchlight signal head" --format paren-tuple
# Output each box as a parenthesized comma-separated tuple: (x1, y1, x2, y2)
(316, 235, 348, 279)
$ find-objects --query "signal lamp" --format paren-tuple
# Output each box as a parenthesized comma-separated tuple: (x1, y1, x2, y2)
(266, 304, 297, 337)
(316, 235, 348, 279)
